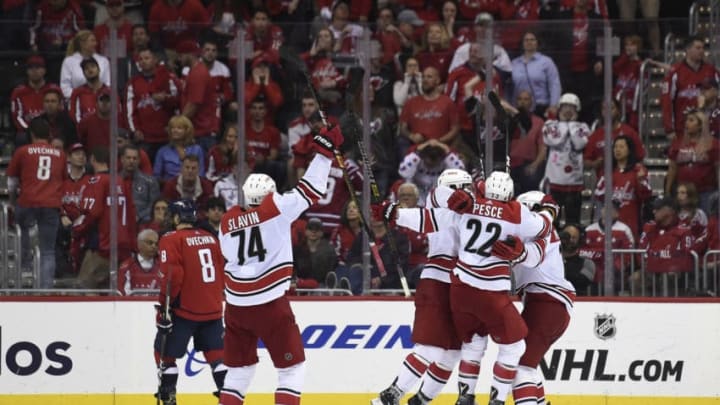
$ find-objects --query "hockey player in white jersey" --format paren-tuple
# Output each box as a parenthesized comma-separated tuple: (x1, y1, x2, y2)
(386, 171, 557, 405)
(216, 125, 343, 405)
(490, 191, 575, 405)
(372, 169, 470, 405)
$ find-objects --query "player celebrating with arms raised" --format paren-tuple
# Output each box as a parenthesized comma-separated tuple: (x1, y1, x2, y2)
(217, 124, 343, 405)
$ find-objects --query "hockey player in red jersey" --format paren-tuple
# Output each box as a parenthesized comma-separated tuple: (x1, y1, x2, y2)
(372, 169, 471, 405)
(389, 171, 557, 405)
(491, 191, 575, 405)
(154, 199, 226, 405)
(217, 124, 343, 405)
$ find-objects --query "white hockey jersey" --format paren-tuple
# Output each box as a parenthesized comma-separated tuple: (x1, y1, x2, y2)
(398, 150, 465, 205)
(421, 185, 460, 283)
(397, 197, 552, 291)
(218, 154, 331, 306)
(542, 120, 589, 186)
(513, 230, 576, 313)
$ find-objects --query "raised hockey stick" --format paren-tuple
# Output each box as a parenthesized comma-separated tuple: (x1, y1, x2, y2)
(487, 90, 511, 172)
(279, 47, 389, 277)
(357, 140, 411, 297)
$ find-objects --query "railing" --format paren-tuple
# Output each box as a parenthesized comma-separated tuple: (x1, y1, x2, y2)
(702, 250, 720, 294)
(637, 60, 651, 144)
(690, 1, 702, 35)
(610, 248, 647, 296)
(610, 249, 700, 297)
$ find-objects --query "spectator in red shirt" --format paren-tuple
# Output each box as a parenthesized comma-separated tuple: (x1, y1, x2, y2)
(37, 86, 78, 148)
(330, 200, 362, 268)
(126, 48, 180, 160)
(399, 67, 459, 154)
(177, 40, 219, 152)
(666, 110, 720, 214)
(93, 0, 133, 56)
(698, 78, 720, 138)
(118, 229, 161, 296)
(74, 147, 137, 289)
(30, 0, 84, 53)
(507, 90, 547, 194)
(638, 197, 697, 286)
(613, 35, 643, 129)
(8, 117, 67, 288)
(69, 57, 109, 124)
(162, 155, 214, 218)
(78, 88, 127, 152)
(374, 6, 404, 66)
(199, 38, 236, 114)
(139, 198, 171, 235)
(662, 36, 720, 139)
(206, 125, 238, 182)
(246, 97, 285, 188)
(245, 56, 285, 124)
(415, 22, 453, 83)
(676, 182, 709, 253)
(594, 135, 652, 239)
(148, 0, 209, 53)
(328, 1, 364, 54)
(245, 7, 284, 66)
(584, 98, 645, 177)
(302, 27, 346, 114)
(11, 55, 55, 144)
(58, 142, 89, 277)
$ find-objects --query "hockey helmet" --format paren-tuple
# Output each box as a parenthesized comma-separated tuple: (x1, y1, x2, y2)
(242, 173, 276, 206)
(437, 169, 473, 190)
(169, 199, 197, 224)
(484, 171, 514, 202)
(516, 191, 546, 211)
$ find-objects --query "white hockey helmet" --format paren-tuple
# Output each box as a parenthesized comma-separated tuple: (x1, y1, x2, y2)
(484, 171, 514, 202)
(558, 93, 581, 111)
(437, 169, 473, 190)
(242, 173, 276, 206)
(516, 190, 546, 211)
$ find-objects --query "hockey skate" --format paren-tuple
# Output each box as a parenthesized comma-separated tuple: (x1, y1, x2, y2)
(154, 390, 177, 405)
(370, 385, 402, 405)
(487, 401, 504, 405)
(454, 394, 478, 405)
(407, 392, 431, 405)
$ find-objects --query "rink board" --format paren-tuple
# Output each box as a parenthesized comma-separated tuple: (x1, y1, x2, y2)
(0, 298, 718, 404)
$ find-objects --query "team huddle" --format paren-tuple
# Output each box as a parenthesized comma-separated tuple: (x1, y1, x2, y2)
(150, 121, 573, 405)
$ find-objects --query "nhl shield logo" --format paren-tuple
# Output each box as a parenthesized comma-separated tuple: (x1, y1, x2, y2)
(594, 314, 616, 339)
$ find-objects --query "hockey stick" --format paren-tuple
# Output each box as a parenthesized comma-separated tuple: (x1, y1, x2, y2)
(156, 272, 172, 405)
(279, 47, 389, 278)
(357, 140, 411, 297)
(487, 91, 511, 172)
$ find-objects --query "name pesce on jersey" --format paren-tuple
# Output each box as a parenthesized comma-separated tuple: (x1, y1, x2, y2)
(472, 203, 504, 219)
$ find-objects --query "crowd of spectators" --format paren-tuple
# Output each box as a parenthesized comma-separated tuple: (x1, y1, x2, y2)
(1, 0, 715, 296)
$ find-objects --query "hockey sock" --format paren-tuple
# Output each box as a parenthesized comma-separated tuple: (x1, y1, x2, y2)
(457, 360, 481, 395)
(219, 364, 257, 405)
(158, 365, 179, 400)
(418, 361, 453, 400)
(512, 366, 538, 405)
(536, 379, 546, 404)
(395, 352, 430, 392)
(491, 340, 526, 402)
(276, 362, 305, 405)
(212, 362, 228, 392)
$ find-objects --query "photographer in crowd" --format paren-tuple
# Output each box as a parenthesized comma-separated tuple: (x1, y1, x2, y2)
(560, 223, 596, 295)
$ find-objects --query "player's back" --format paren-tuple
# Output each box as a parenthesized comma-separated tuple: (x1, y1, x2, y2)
(455, 198, 548, 292)
(423, 185, 460, 283)
(219, 194, 294, 306)
(513, 231, 575, 311)
(161, 228, 225, 321)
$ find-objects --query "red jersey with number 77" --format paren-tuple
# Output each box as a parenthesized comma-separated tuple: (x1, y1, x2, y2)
(7, 142, 67, 208)
(158, 227, 225, 321)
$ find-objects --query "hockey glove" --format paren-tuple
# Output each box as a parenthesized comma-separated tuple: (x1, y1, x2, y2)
(372, 201, 399, 226)
(539, 194, 560, 221)
(312, 125, 344, 158)
(155, 305, 173, 336)
(491, 235, 527, 265)
(447, 189, 475, 213)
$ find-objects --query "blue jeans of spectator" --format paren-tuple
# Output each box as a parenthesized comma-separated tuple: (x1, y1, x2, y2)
(15, 206, 60, 289)
(335, 264, 364, 295)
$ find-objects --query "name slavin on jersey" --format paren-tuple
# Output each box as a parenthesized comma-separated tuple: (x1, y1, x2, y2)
(28, 146, 61, 156)
(185, 235, 217, 247)
(226, 211, 261, 232)
(474, 203, 504, 219)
